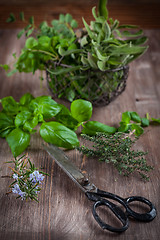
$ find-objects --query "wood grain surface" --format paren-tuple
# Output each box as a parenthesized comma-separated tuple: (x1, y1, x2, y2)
(0, 0, 160, 29)
(0, 8, 160, 240)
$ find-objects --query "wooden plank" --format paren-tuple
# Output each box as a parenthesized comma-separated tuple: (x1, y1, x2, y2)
(0, 29, 160, 240)
(0, 1, 160, 29)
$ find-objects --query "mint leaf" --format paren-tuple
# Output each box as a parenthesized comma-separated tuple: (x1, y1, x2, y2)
(6, 128, 30, 157)
(141, 118, 149, 127)
(82, 121, 117, 136)
(71, 99, 92, 123)
(130, 111, 141, 123)
(40, 122, 79, 149)
(121, 111, 131, 124)
(131, 124, 144, 136)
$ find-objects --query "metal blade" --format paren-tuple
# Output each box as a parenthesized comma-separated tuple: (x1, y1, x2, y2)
(43, 143, 97, 193)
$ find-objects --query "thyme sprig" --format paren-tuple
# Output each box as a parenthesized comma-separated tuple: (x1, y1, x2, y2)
(78, 132, 153, 181)
(5, 154, 48, 201)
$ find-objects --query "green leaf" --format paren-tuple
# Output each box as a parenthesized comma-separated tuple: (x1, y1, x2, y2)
(23, 116, 38, 132)
(47, 66, 81, 75)
(29, 16, 34, 24)
(141, 118, 150, 127)
(25, 37, 38, 49)
(118, 122, 129, 132)
(0, 64, 10, 71)
(82, 121, 116, 135)
(150, 117, 160, 124)
(6, 13, 16, 23)
(1, 96, 20, 114)
(71, 99, 93, 123)
(14, 111, 32, 128)
(0, 112, 15, 137)
(70, 19, 78, 28)
(6, 128, 30, 157)
(65, 13, 72, 23)
(121, 111, 131, 124)
(29, 96, 61, 119)
(55, 114, 79, 131)
(19, 12, 25, 21)
(19, 93, 34, 106)
(40, 122, 79, 149)
(17, 29, 25, 39)
(131, 124, 144, 136)
(130, 111, 141, 123)
(98, 0, 108, 20)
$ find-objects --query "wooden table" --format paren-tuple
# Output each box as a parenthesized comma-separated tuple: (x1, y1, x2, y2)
(0, 28, 160, 239)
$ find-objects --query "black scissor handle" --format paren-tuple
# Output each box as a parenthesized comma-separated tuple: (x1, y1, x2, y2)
(125, 196, 157, 222)
(86, 191, 129, 232)
(92, 199, 129, 233)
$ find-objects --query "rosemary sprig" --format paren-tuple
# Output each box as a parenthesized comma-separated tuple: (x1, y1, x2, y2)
(5, 154, 48, 201)
(78, 132, 153, 181)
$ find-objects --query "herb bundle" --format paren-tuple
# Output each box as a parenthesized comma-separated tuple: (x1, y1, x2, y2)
(1, 0, 148, 103)
(6, 154, 48, 201)
(78, 132, 153, 181)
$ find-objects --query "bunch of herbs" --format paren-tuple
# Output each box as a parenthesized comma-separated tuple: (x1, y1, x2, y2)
(1, 0, 148, 102)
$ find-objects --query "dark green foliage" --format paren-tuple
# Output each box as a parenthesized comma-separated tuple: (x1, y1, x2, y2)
(78, 132, 153, 180)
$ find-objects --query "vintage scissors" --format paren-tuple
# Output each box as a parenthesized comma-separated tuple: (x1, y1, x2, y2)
(43, 143, 156, 233)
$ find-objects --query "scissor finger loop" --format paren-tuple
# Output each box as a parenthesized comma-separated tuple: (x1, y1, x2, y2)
(124, 196, 157, 222)
(92, 199, 129, 233)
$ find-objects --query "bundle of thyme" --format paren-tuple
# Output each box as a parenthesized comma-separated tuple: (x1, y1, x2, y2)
(5, 154, 48, 201)
(78, 132, 153, 180)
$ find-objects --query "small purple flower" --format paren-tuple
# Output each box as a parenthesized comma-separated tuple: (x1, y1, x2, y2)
(12, 173, 18, 180)
(12, 183, 26, 200)
(12, 183, 21, 194)
(29, 170, 45, 184)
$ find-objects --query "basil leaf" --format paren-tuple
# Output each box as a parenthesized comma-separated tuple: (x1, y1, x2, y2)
(6, 128, 30, 157)
(15, 111, 32, 127)
(55, 114, 79, 131)
(29, 96, 61, 119)
(23, 116, 38, 132)
(0, 112, 15, 137)
(40, 122, 79, 149)
(82, 121, 117, 136)
(71, 99, 92, 123)
(19, 93, 34, 106)
(1, 96, 20, 114)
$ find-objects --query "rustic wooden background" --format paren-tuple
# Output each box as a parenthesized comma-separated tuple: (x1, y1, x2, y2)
(0, 1, 160, 239)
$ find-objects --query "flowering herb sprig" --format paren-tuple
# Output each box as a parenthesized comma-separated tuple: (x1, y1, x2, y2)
(6, 154, 48, 202)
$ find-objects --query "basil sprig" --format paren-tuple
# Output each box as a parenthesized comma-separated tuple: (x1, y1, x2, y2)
(0, 94, 159, 157)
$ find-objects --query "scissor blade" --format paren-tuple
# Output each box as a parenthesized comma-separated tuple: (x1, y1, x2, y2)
(43, 143, 97, 193)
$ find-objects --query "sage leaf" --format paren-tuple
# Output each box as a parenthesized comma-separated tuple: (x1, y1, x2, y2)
(71, 99, 92, 123)
(40, 122, 79, 149)
(6, 128, 30, 157)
